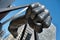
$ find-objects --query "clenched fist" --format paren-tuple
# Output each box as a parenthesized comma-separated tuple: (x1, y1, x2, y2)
(8, 2, 52, 38)
(27, 3, 52, 33)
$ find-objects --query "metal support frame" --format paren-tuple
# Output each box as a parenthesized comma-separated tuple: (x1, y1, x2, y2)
(34, 30, 37, 40)
(19, 24, 38, 40)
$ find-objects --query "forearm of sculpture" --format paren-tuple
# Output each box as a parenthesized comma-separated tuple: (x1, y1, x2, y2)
(8, 15, 27, 38)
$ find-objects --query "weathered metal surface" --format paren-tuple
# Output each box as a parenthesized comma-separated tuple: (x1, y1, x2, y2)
(0, 0, 14, 20)
(0, 0, 14, 8)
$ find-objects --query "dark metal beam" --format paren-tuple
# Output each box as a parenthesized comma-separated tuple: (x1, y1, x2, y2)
(0, 5, 29, 13)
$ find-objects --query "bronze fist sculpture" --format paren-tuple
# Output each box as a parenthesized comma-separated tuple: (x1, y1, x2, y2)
(8, 3, 52, 38)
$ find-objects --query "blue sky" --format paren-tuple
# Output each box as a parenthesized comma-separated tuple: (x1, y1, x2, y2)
(1, 0, 60, 40)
